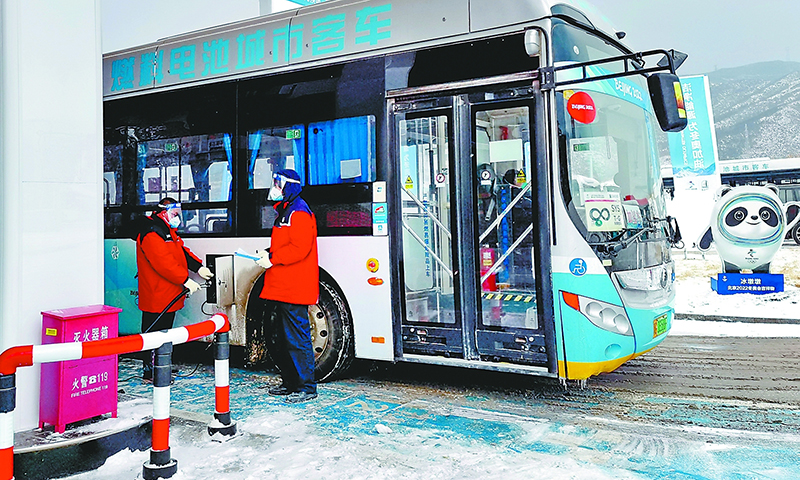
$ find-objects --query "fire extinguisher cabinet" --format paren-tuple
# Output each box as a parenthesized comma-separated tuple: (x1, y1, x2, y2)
(39, 305, 122, 433)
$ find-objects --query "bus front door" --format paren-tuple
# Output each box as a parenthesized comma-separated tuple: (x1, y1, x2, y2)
(392, 87, 549, 369)
(470, 94, 547, 367)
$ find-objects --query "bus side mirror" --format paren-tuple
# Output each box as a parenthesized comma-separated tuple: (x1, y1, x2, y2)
(647, 73, 687, 132)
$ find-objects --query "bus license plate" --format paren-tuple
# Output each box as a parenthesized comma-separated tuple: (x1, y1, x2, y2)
(653, 313, 668, 338)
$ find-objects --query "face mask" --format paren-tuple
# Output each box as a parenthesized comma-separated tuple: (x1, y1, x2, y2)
(157, 203, 181, 228)
(268, 185, 284, 201)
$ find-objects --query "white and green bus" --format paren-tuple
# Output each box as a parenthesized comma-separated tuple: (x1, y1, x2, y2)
(103, 0, 687, 382)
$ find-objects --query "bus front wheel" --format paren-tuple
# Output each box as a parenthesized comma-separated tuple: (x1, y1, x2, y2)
(311, 273, 354, 382)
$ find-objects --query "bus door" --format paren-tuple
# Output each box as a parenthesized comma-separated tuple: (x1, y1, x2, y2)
(393, 98, 462, 357)
(470, 94, 546, 366)
(391, 86, 551, 369)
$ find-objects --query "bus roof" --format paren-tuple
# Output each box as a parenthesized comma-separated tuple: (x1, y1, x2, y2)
(103, 0, 624, 99)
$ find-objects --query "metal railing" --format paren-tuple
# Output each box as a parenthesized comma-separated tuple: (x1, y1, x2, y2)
(0, 313, 235, 480)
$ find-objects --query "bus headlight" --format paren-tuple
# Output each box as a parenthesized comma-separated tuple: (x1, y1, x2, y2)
(614, 262, 675, 291)
(562, 292, 633, 336)
(610, 262, 675, 310)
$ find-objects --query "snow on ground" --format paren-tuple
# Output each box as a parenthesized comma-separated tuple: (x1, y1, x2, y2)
(670, 318, 800, 336)
(66, 410, 649, 480)
(51, 245, 800, 480)
(671, 245, 800, 336)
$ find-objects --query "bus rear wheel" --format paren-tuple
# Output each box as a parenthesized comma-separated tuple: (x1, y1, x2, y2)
(245, 270, 354, 382)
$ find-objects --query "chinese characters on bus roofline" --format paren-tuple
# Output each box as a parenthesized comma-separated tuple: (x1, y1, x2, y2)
(110, 4, 392, 92)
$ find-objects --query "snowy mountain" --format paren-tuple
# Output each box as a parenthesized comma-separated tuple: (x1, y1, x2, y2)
(705, 61, 800, 160)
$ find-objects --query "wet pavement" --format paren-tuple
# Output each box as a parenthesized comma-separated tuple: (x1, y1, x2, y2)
(85, 347, 800, 478)
(16, 335, 800, 479)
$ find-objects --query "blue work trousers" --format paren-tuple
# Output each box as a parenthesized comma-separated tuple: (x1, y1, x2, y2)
(270, 301, 317, 394)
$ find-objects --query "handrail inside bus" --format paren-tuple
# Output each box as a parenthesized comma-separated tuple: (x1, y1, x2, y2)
(401, 187, 452, 240)
(479, 182, 532, 243)
(480, 223, 534, 285)
(401, 221, 453, 278)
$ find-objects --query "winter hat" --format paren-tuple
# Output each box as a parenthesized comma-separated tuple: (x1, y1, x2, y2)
(274, 168, 302, 203)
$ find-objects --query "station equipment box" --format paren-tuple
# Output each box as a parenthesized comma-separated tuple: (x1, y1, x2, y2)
(39, 305, 122, 433)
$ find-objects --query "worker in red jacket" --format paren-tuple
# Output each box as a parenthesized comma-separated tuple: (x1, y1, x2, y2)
(136, 197, 213, 379)
(256, 169, 319, 403)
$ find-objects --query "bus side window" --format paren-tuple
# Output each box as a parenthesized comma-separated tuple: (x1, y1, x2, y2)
(308, 116, 376, 185)
(183, 134, 232, 203)
(136, 134, 232, 204)
(132, 134, 233, 235)
(246, 126, 306, 189)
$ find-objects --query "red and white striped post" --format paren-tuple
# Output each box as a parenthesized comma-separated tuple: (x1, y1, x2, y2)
(1, 373, 16, 480)
(143, 342, 176, 479)
(0, 313, 229, 480)
(207, 328, 237, 439)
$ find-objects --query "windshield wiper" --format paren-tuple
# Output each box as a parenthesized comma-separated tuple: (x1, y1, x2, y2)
(588, 226, 654, 256)
(588, 216, 683, 256)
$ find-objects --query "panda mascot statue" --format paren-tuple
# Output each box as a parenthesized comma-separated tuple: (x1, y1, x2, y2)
(697, 184, 800, 273)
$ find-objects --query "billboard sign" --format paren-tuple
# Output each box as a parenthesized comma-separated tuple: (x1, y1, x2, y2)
(666, 75, 722, 247)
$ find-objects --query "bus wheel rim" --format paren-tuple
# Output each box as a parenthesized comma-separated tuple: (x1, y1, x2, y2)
(308, 304, 330, 360)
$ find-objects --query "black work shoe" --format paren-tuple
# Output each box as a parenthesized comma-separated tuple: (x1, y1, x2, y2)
(284, 391, 318, 404)
(268, 385, 292, 396)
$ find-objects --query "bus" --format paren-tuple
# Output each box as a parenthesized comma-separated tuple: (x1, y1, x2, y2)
(663, 157, 800, 244)
(103, 0, 687, 382)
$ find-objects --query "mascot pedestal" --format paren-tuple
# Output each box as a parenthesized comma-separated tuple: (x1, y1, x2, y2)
(697, 184, 799, 295)
(711, 272, 784, 295)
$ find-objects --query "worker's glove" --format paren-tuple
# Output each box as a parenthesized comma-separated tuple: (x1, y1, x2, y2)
(255, 250, 273, 269)
(184, 278, 201, 296)
(197, 266, 214, 280)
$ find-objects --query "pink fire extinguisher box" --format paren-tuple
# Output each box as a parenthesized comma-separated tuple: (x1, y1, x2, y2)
(39, 305, 122, 433)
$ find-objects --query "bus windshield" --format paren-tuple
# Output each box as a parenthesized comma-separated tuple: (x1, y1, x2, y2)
(554, 21, 670, 271)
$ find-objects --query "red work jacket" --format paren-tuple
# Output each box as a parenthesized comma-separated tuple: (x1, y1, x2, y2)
(260, 199, 319, 305)
(136, 217, 202, 313)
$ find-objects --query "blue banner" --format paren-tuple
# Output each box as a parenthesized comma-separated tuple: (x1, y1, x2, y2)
(668, 75, 718, 178)
(711, 273, 784, 295)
